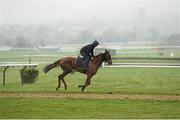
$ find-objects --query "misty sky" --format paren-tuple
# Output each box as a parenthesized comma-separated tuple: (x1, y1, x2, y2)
(0, 0, 179, 25)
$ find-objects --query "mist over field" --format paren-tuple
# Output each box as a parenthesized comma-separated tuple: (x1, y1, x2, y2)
(0, 0, 180, 48)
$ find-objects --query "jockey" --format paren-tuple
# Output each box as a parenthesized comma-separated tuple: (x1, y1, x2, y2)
(80, 40, 99, 71)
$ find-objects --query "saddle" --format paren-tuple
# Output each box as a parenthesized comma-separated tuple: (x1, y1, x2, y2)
(76, 56, 91, 69)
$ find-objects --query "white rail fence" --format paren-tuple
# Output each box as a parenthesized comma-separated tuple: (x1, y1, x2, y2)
(102, 62, 180, 68)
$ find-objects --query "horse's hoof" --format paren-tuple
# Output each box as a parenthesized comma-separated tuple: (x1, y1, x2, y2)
(81, 87, 85, 92)
(56, 87, 59, 91)
(78, 85, 82, 88)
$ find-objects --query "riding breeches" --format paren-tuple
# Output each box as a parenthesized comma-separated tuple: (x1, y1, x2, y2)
(80, 51, 91, 70)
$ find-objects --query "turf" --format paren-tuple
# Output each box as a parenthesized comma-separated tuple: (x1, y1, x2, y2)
(0, 97, 180, 119)
(0, 65, 180, 95)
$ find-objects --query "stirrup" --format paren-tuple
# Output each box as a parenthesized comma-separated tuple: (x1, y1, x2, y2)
(83, 69, 88, 72)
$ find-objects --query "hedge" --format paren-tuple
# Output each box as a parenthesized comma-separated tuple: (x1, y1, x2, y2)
(19, 69, 39, 84)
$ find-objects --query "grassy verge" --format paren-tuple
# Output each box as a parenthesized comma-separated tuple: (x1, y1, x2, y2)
(0, 97, 180, 119)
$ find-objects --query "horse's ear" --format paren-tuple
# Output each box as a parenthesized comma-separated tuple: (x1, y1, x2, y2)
(105, 49, 108, 53)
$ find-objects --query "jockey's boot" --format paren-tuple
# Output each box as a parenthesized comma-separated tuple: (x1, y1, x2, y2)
(83, 60, 89, 71)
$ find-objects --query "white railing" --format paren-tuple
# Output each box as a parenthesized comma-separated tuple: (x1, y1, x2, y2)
(102, 62, 180, 68)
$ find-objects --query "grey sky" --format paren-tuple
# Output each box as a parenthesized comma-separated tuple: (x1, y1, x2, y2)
(0, 0, 179, 25)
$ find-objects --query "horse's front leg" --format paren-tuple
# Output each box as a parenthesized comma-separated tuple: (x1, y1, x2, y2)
(78, 75, 92, 92)
(81, 78, 91, 92)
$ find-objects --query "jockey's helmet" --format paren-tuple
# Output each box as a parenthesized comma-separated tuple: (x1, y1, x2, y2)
(93, 40, 99, 46)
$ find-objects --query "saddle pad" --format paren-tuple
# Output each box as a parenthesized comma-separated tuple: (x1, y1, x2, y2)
(76, 56, 84, 68)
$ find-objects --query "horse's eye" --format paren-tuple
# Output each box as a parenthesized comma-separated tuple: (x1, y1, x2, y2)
(107, 55, 110, 58)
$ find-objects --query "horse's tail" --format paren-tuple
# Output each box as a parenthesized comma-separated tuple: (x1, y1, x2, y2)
(43, 59, 61, 73)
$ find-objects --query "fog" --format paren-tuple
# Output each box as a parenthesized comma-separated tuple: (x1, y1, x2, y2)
(0, 0, 180, 47)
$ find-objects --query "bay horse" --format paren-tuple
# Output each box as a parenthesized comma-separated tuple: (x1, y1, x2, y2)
(43, 49, 112, 92)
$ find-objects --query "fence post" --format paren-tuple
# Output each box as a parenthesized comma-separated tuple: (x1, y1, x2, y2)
(21, 66, 27, 85)
(3, 66, 9, 86)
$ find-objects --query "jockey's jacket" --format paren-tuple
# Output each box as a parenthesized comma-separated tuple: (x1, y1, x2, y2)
(80, 43, 97, 57)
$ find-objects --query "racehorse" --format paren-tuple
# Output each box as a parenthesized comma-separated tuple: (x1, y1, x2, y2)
(43, 49, 112, 92)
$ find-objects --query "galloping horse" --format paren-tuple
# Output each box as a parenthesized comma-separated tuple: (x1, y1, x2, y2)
(43, 49, 112, 92)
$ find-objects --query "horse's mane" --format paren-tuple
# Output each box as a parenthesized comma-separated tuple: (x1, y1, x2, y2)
(93, 53, 104, 59)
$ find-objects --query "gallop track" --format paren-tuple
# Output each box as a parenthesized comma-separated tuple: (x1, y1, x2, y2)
(0, 92, 180, 101)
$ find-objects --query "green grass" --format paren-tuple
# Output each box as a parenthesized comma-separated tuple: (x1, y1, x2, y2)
(1, 50, 180, 119)
(0, 97, 180, 119)
(1, 49, 180, 63)
(0, 64, 180, 95)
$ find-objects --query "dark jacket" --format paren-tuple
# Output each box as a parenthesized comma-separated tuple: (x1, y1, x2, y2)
(80, 43, 96, 57)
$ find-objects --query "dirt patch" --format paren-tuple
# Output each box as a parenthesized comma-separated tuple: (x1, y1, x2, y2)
(0, 92, 180, 101)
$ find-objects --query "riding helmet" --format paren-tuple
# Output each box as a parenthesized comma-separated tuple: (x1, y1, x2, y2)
(93, 40, 99, 46)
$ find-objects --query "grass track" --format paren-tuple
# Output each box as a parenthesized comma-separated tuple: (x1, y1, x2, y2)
(0, 97, 180, 119)
(0, 65, 180, 95)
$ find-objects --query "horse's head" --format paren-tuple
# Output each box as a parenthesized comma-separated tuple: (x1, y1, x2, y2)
(103, 49, 112, 65)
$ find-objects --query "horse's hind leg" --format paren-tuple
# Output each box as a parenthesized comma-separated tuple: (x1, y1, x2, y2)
(61, 78, 67, 90)
(56, 74, 62, 91)
(56, 71, 70, 91)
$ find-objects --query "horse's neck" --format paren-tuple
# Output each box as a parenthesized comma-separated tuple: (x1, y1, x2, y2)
(92, 54, 104, 69)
